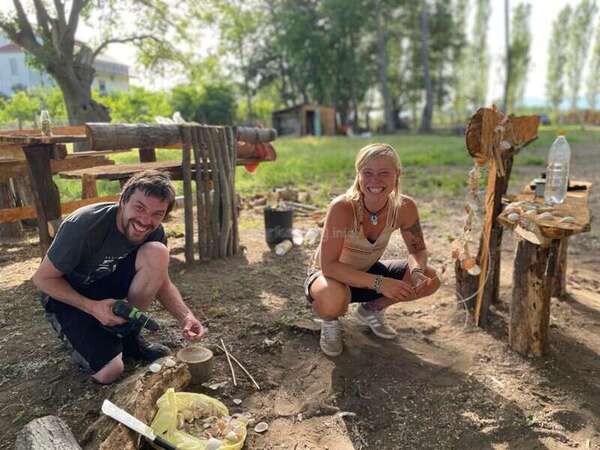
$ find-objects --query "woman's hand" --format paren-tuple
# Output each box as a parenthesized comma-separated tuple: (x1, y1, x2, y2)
(379, 277, 416, 302)
(412, 267, 441, 298)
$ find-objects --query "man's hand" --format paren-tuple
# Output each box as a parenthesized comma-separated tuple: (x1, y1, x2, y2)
(182, 314, 206, 341)
(379, 277, 416, 302)
(87, 299, 127, 326)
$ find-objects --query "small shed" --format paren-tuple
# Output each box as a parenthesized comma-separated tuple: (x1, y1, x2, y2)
(272, 104, 336, 136)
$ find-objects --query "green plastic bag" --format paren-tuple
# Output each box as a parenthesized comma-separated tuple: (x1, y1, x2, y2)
(150, 388, 247, 450)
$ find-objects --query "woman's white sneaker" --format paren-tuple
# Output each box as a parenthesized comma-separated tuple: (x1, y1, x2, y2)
(355, 304, 397, 339)
(320, 319, 343, 356)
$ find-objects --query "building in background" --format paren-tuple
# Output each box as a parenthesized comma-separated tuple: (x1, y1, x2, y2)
(272, 103, 337, 136)
(0, 36, 129, 97)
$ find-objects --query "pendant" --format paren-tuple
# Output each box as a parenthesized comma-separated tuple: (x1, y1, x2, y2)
(369, 213, 378, 225)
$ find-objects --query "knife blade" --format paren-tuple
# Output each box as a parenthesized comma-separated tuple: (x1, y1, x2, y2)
(101, 399, 177, 450)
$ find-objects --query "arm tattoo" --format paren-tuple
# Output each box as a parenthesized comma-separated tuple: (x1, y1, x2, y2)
(401, 219, 426, 253)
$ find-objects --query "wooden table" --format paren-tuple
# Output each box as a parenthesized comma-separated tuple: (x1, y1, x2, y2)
(498, 180, 592, 356)
(0, 124, 276, 256)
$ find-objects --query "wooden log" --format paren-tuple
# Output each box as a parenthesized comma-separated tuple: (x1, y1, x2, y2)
(1, 155, 113, 182)
(236, 126, 277, 144)
(82, 359, 191, 450)
(180, 127, 194, 264)
(227, 127, 239, 255)
(0, 180, 23, 237)
(0, 195, 119, 224)
(207, 127, 231, 258)
(85, 123, 181, 151)
(15, 415, 81, 450)
(552, 238, 569, 298)
(202, 127, 221, 259)
(509, 238, 558, 357)
(138, 147, 157, 162)
(23, 144, 61, 254)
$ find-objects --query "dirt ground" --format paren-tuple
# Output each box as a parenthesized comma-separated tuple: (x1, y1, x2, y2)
(0, 143, 599, 450)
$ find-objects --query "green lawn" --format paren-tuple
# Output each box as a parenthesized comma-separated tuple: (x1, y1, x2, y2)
(55, 127, 600, 205)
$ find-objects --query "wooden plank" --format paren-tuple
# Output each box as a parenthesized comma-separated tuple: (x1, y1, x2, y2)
(0, 180, 23, 237)
(0, 155, 113, 182)
(59, 160, 187, 180)
(23, 144, 61, 254)
(0, 195, 120, 223)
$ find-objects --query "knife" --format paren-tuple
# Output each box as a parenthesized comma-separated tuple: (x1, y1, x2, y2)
(101, 399, 177, 450)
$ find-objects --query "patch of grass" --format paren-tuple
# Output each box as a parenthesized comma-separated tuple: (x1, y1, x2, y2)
(53, 129, 600, 203)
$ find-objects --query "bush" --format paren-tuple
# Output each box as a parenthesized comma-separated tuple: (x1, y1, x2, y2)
(170, 82, 236, 125)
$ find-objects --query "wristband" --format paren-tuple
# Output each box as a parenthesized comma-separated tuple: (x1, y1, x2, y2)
(411, 267, 425, 275)
(372, 275, 384, 294)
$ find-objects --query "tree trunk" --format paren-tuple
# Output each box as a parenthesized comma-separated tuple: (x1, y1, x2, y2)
(15, 416, 81, 450)
(502, 0, 511, 113)
(419, 7, 433, 133)
(375, 0, 395, 134)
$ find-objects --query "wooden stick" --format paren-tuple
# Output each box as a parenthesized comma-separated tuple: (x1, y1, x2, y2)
(180, 126, 194, 264)
(190, 127, 207, 260)
(226, 127, 239, 255)
(202, 127, 221, 259)
(216, 344, 261, 390)
(220, 339, 237, 387)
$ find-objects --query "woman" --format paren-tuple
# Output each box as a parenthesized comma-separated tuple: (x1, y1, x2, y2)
(304, 143, 440, 356)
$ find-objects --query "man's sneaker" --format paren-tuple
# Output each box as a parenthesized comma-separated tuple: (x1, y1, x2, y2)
(355, 304, 397, 339)
(122, 333, 170, 361)
(320, 319, 343, 357)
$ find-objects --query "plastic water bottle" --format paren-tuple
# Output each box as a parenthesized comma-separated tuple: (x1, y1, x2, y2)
(274, 239, 293, 256)
(544, 134, 571, 204)
(291, 229, 304, 246)
(304, 228, 321, 245)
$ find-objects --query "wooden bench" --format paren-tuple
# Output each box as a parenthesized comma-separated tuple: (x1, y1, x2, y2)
(59, 156, 268, 199)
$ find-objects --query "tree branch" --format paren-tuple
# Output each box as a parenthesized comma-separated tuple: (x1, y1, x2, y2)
(3, 0, 44, 56)
(32, 0, 53, 39)
(91, 34, 162, 61)
(67, 0, 90, 37)
(53, 0, 67, 31)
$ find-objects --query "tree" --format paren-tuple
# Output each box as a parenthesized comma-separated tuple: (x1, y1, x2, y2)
(468, 0, 490, 111)
(505, 2, 532, 113)
(566, 0, 597, 113)
(0, 1, 185, 130)
(0, 90, 40, 129)
(170, 82, 236, 125)
(101, 87, 172, 123)
(375, 0, 394, 133)
(419, 4, 433, 133)
(586, 18, 600, 111)
(546, 5, 572, 123)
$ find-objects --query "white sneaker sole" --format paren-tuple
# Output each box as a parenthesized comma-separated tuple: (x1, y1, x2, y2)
(320, 343, 343, 357)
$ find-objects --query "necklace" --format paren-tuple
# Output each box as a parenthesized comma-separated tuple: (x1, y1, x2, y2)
(362, 197, 388, 226)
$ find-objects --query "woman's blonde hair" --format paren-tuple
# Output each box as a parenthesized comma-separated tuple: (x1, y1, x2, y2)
(346, 143, 403, 208)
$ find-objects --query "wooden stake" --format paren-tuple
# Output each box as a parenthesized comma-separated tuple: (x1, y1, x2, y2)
(180, 126, 194, 264)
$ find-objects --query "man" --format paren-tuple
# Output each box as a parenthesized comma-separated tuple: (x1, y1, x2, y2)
(32, 170, 205, 384)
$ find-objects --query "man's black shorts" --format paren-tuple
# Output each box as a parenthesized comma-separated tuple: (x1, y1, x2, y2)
(43, 250, 138, 373)
(304, 259, 408, 303)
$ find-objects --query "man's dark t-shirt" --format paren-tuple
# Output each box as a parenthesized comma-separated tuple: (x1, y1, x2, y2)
(45, 203, 165, 308)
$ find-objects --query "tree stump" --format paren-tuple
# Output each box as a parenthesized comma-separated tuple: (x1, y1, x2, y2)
(15, 415, 81, 450)
(82, 358, 191, 450)
(509, 238, 559, 356)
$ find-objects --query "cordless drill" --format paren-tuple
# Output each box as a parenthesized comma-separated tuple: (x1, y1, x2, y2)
(112, 300, 160, 332)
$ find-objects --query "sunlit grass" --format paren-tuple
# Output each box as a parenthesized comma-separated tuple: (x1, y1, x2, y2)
(54, 129, 600, 204)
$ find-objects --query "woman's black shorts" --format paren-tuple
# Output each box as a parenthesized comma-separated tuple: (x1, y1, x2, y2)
(304, 259, 408, 303)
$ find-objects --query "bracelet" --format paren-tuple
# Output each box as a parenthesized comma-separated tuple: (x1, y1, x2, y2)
(372, 275, 384, 294)
(411, 267, 425, 275)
